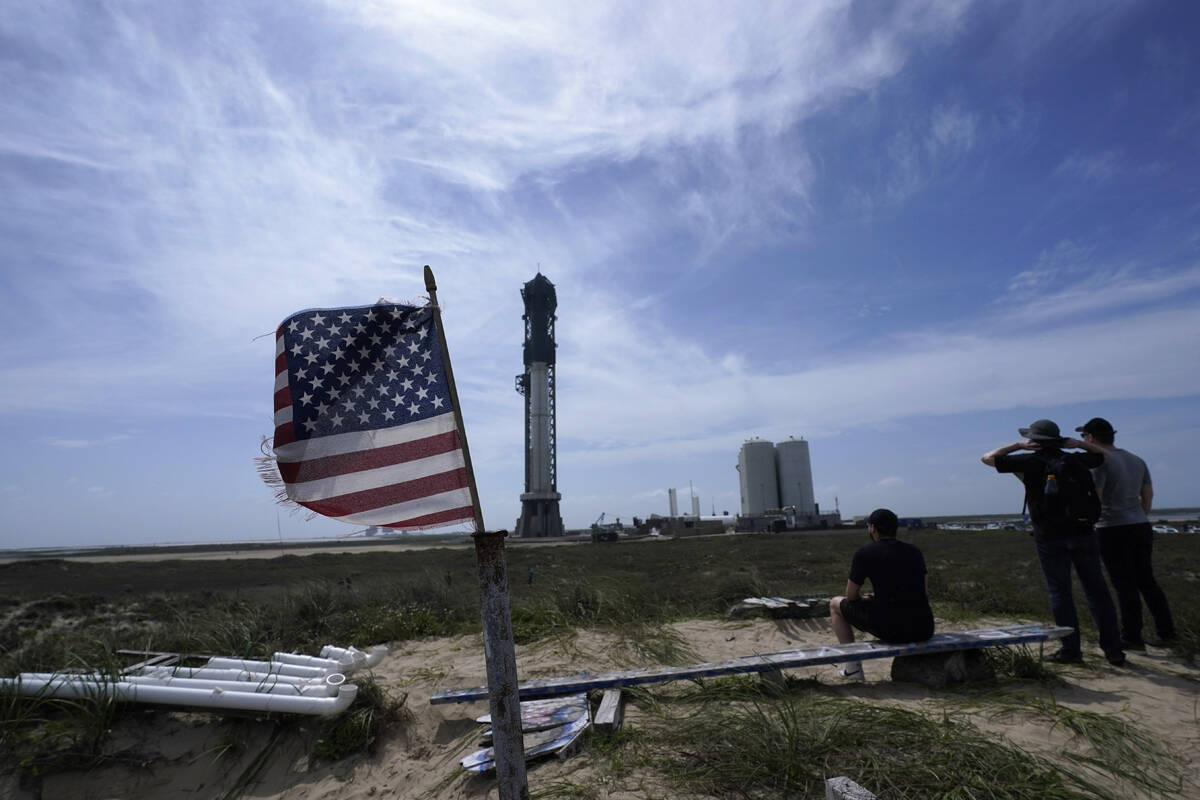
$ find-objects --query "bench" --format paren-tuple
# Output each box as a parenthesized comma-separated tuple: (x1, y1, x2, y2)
(429, 624, 1073, 704)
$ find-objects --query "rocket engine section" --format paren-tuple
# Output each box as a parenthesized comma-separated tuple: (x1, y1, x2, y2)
(515, 273, 564, 537)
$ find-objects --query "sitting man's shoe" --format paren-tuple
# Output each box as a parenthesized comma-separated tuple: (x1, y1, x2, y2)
(1144, 634, 1177, 647)
(1106, 653, 1127, 667)
(1120, 638, 1146, 652)
(1047, 649, 1084, 664)
(838, 663, 865, 682)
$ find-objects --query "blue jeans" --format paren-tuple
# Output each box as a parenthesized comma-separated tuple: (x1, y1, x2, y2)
(1034, 532, 1123, 658)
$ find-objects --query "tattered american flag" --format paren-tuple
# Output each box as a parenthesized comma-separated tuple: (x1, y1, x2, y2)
(272, 302, 475, 530)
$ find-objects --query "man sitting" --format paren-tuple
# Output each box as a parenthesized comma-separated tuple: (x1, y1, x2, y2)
(829, 508, 935, 681)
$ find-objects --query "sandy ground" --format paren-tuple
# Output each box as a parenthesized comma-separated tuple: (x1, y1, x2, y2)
(5, 616, 1199, 800)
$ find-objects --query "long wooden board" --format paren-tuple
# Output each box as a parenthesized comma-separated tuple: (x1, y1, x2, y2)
(431, 624, 1072, 705)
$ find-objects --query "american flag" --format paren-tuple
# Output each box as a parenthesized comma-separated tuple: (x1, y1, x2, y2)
(272, 302, 476, 530)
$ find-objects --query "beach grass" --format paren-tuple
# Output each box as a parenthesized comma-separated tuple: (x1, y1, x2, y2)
(1, 528, 1197, 792)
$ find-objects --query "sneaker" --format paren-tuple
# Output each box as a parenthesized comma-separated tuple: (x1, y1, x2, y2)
(1144, 634, 1177, 647)
(1121, 638, 1146, 652)
(838, 663, 865, 682)
(1046, 649, 1084, 664)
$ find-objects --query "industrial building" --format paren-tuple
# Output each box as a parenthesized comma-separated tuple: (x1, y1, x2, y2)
(736, 437, 839, 530)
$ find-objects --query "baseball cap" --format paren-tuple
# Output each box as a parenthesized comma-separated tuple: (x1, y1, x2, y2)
(1075, 417, 1115, 436)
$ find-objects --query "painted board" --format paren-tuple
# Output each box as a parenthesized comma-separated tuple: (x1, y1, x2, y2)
(461, 708, 590, 773)
(431, 624, 1073, 705)
(478, 693, 588, 737)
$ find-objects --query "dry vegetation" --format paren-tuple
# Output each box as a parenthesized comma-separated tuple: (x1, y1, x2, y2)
(2, 529, 1198, 799)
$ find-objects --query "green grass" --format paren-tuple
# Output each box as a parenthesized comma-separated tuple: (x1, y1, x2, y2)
(647, 692, 1176, 800)
(2, 529, 1197, 793)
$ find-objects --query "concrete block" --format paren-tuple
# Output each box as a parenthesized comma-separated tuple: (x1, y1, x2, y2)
(890, 649, 994, 688)
(825, 775, 877, 800)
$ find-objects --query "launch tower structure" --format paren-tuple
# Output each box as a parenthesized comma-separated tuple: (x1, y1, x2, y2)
(514, 273, 564, 537)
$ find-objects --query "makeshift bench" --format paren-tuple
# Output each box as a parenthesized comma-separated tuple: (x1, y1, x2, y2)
(430, 624, 1073, 704)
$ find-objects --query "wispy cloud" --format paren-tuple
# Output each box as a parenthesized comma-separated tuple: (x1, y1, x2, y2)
(1055, 149, 1122, 182)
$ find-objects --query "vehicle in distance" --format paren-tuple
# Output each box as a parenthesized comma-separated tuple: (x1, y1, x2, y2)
(1151, 524, 1179, 534)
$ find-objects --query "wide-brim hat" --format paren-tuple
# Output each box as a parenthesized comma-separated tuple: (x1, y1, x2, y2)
(1018, 419, 1063, 442)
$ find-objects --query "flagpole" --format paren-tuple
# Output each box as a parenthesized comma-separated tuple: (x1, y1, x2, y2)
(423, 265, 529, 800)
(423, 264, 485, 534)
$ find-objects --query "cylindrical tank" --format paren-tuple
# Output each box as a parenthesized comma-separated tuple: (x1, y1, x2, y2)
(668, 488, 678, 517)
(776, 437, 815, 515)
(738, 439, 779, 515)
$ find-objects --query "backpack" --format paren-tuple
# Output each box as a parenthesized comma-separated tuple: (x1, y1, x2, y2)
(1028, 452, 1101, 535)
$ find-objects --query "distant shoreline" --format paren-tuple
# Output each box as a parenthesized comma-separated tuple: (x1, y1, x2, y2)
(2, 508, 1196, 563)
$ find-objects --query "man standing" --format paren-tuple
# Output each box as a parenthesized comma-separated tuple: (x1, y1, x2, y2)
(981, 419, 1125, 666)
(1076, 417, 1176, 649)
(830, 508, 934, 681)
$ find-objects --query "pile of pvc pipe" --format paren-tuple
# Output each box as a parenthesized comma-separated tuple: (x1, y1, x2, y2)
(0, 644, 387, 717)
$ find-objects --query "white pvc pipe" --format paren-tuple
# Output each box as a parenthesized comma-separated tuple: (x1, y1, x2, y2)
(123, 674, 340, 697)
(1, 675, 358, 716)
(271, 652, 353, 671)
(202, 658, 329, 678)
(320, 644, 387, 670)
(131, 666, 315, 685)
(18, 670, 346, 697)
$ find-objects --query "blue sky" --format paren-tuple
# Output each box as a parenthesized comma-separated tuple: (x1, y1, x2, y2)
(2, 1, 1198, 548)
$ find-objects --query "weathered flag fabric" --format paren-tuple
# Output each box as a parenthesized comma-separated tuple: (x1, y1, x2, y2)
(272, 303, 474, 530)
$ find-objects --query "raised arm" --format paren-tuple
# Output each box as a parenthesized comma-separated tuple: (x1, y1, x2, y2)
(982, 440, 1034, 467)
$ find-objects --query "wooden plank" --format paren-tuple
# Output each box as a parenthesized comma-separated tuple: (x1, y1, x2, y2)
(594, 689, 623, 733)
(430, 624, 1073, 705)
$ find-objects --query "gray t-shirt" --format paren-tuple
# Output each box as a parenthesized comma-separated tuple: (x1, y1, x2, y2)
(1092, 448, 1152, 528)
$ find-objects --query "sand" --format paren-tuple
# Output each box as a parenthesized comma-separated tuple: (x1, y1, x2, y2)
(8, 616, 1199, 800)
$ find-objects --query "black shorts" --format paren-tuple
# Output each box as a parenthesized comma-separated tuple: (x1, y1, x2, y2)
(840, 597, 935, 643)
(840, 597, 882, 639)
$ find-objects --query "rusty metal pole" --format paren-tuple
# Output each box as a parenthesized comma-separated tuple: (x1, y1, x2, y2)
(473, 529, 529, 800)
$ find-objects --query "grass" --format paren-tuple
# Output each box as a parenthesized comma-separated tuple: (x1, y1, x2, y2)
(1, 529, 1197, 794)
(653, 694, 1094, 799)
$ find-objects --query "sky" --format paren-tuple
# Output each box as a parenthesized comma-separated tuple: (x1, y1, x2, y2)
(2, 1, 1199, 549)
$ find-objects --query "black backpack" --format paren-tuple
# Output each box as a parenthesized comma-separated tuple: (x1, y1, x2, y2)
(1028, 452, 1101, 534)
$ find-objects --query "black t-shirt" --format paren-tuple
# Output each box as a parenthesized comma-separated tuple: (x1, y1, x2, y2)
(994, 448, 1103, 538)
(848, 538, 934, 641)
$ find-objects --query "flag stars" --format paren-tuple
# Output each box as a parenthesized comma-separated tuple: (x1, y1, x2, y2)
(338, 312, 353, 324)
(358, 412, 371, 424)
(352, 386, 367, 398)
(342, 398, 356, 411)
(314, 336, 330, 350)
(288, 319, 302, 333)
(431, 395, 445, 409)
(407, 402, 421, 416)
(299, 327, 315, 341)
(407, 340, 421, 354)
(290, 342, 304, 356)
(298, 392, 314, 406)
(310, 313, 326, 326)
(420, 350, 432, 362)
(382, 409, 395, 421)
(329, 413, 344, 428)
(367, 398, 381, 410)
(416, 386, 429, 400)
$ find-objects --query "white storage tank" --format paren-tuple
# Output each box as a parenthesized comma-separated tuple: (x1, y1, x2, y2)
(776, 437, 815, 515)
(738, 438, 779, 515)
